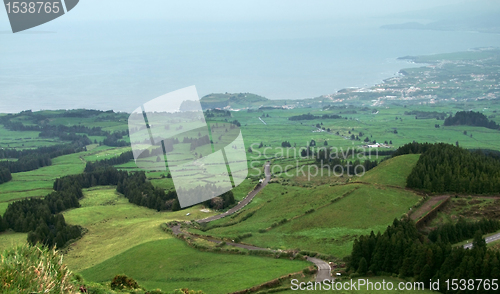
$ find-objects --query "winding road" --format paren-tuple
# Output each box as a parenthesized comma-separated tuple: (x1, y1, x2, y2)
(197, 161, 271, 223)
(306, 257, 333, 283)
(172, 161, 333, 283)
(463, 232, 500, 249)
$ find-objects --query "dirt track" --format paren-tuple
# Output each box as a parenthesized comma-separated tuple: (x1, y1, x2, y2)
(410, 195, 450, 221)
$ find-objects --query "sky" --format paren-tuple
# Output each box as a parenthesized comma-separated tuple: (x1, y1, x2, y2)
(0, 0, 472, 25)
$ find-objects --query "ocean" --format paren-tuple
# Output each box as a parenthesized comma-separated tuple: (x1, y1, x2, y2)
(1, 18, 500, 113)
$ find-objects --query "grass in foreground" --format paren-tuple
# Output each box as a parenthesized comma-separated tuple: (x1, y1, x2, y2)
(81, 238, 309, 294)
(0, 244, 77, 294)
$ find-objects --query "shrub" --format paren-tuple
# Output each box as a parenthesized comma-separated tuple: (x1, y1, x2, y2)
(302, 266, 317, 275)
(110, 274, 140, 290)
(171, 289, 205, 294)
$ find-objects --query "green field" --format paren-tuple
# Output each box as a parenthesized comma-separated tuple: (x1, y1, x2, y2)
(190, 155, 421, 258)
(0, 231, 27, 252)
(0, 145, 133, 215)
(0, 124, 60, 149)
(81, 238, 309, 294)
(63, 187, 218, 272)
(357, 154, 421, 187)
(62, 187, 309, 293)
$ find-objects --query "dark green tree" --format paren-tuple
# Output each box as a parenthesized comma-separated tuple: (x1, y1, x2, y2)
(357, 257, 368, 275)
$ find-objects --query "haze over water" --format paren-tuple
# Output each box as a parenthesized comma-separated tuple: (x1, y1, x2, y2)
(1, 17, 500, 113)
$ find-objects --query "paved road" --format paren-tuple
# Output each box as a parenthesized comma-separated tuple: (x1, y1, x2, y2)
(172, 161, 333, 282)
(306, 257, 333, 282)
(197, 161, 271, 223)
(463, 232, 500, 249)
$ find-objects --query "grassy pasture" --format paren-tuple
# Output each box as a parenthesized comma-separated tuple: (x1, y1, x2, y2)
(0, 124, 60, 149)
(357, 154, 421, 187)
(233, 103, 500, 153)
(253, 185, 419, 258)
(0, 231, 27, 252)
(0, 145, 132, 214)
(192, 181, 420, 258)
(61, 186, 309, 294)
(80, 238, 309, 294)
(81, 146, 130, 162)
(0, 153, 87, 213)
(62, 187, 218, 272)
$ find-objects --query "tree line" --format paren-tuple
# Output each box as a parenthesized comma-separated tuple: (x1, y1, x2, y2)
(2, 166, 133, 248)
(0, 168, 12, 184)
(202, 191, 235, 210)
(0, 144, 76, 159)
(0, 110, 129, 147)
(84, 150, 134, 172)
(404, 110, 447, 120)
(5, 121, 108, 136)
(391, 141, 434, 157)
(349, 218, 500, 293)
(117, 171, 180, 211)
(428, 217, 500, 244)
(1, 185, 83, 248)
(444, 111, 499, 130)
(0, 144, 83, 179)
(288, 113, 343, 121)
(59, 164, 183, 212)
(205, 109, 232, 117)
(406, 143, 500, 194)
(102, 131, 129, 147)
(39, 130, 92, 147)
(184, 135, 211, 151)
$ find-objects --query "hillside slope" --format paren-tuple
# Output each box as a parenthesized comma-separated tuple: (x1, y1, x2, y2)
(190, 157, 422, 258)
(357, 154, 421, 187)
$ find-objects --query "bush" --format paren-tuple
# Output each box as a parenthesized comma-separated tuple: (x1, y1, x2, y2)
(302, 266, 317, 275)
(0, 244, 77, 293)
(110, 274, 140, 290)
(171, 289, 205, 294)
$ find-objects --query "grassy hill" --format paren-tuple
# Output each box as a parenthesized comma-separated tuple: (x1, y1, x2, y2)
(190, 155, 423, 258)
(356, 154, 421, 187)
(81, 238, 309, 294)
(62, 187, 216, 272)
(200, 93, 269, 109)
(0, 145, 133, 215)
